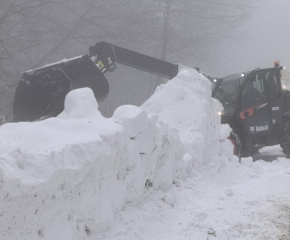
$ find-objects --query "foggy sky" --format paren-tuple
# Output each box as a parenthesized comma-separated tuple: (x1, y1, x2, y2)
(210, 0, 290, 77)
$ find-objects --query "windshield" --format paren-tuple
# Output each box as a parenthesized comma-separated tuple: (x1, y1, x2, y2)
(213, 73, 246, 115)
(215, 73, 245, 103)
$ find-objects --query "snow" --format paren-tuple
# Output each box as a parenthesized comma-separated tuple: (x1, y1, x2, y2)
(141, 69, 222, 166)
(0, 68, 289, 240)
(259, 144, 284, 155)
(94, 158, 290, 240)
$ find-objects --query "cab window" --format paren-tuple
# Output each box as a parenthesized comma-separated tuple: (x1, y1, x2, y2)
(241, 73, 266, 110)
(265, 70, 279, 99)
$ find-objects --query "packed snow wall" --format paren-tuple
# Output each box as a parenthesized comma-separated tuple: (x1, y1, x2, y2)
(0, 69, 222, 240)
(141, 69, 222, 168)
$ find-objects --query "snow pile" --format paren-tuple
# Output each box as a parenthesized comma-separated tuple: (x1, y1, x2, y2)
(219, 124, 237, 161)
(142, 69, 222, 167)
(0, 69, 222, 240)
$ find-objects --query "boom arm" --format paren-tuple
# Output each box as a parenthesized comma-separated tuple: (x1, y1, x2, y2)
(89, 41, 179, 79)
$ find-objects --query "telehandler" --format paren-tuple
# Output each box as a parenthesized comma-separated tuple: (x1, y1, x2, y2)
(13, 42, 290, 157)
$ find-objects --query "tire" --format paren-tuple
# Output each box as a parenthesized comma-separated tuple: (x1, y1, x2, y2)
(280, 118, 290, 158)
(228, 131, 243, 159)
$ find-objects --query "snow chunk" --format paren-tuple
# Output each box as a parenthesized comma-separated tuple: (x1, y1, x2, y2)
(259, 145, 283, 155)
(58, 87, 102, 119)
(220, 124, 232, 141)
(241, 157, 253, 167)
(113, 105, 148, 138)
(183, 152, 193, 175)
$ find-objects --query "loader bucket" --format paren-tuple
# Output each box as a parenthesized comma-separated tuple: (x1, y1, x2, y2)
(13, 54, 109, 122)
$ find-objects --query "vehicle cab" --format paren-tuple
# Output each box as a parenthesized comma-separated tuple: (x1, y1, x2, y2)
(212, 64, 286, 155)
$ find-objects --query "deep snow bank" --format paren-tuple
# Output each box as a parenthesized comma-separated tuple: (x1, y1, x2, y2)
(0, 69, 222, 240)
(141, 69, 222, 166)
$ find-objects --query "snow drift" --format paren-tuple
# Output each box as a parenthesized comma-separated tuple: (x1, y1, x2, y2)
(0, 69, 222, 240)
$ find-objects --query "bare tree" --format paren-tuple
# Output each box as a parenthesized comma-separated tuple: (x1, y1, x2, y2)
(0, 0, 264, 121)
(82, 0, 260, 88)
(0, 0, 71, 123)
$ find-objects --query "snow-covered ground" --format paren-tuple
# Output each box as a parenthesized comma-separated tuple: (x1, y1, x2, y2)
(93, 156, 290, 240)
(0, 69, 289, 240)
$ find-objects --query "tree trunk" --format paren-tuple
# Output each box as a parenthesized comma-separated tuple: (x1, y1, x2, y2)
(152, 0, 171, 94)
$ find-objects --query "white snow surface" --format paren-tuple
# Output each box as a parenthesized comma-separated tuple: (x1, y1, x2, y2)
(0, 69, 289, 240)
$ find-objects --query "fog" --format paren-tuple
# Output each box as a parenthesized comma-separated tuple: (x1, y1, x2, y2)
(211, 0, 290, 77)
(1, 0, 289, 121)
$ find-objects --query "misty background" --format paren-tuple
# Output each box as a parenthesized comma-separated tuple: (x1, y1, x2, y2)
(0, 0, 288, 123)
(211, 0, 290, 76)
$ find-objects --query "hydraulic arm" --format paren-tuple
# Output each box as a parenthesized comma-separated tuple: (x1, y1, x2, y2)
(89, 42, 179, 79)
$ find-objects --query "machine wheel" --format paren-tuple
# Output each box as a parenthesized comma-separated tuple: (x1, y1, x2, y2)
(280, 118, 290, 158)
(228, 131, 243, 159)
